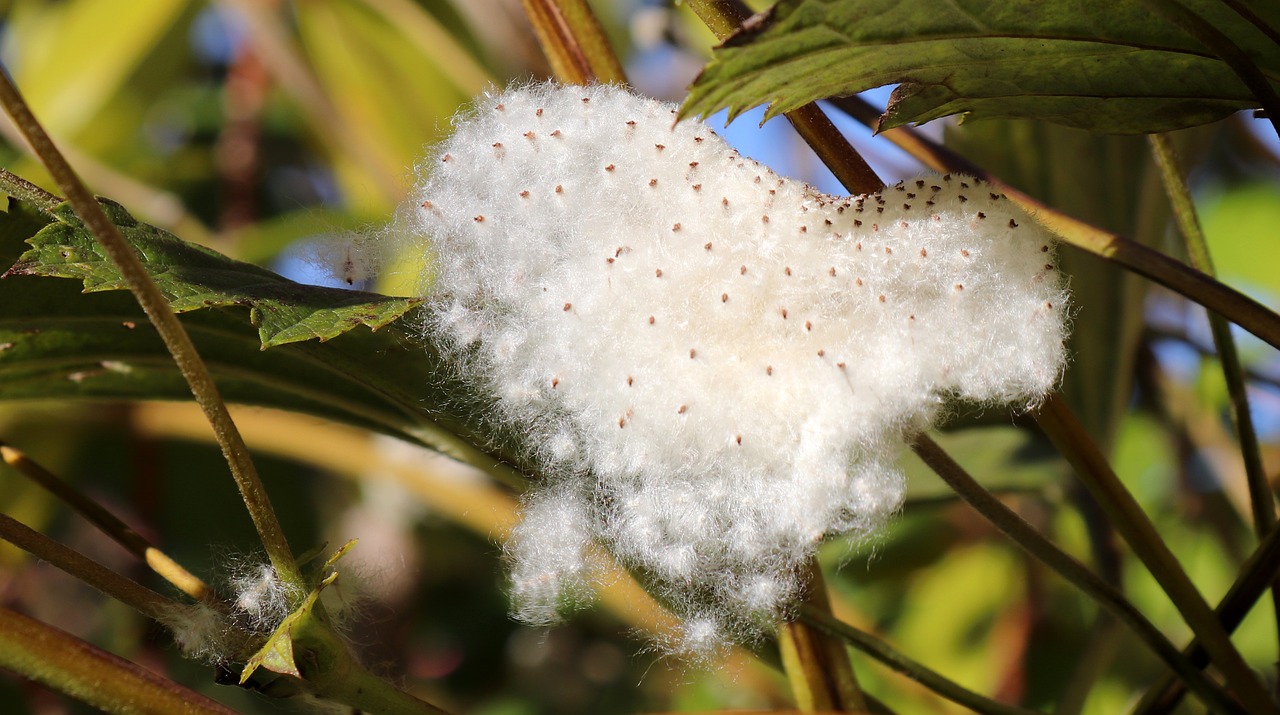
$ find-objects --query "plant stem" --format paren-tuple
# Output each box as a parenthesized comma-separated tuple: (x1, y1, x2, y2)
(0, 69, 303, 589)
(778, 562, 867, 712)
(1148, 130, 1280, 654)
(519, 0, 626, 85)
(1, 439, 211, 600)
(0, 513, 176, 622)
(1135, 518, 1280, 713)
(798, 606, 1044, 715)
(911, 435, 1246, 715)
(786, 105, 883, 194)
(1036, 393, 1277, 714)
(1147, 134, 1275, 536)
(0, 606, 239, 715)
(287, 594, 452, 714)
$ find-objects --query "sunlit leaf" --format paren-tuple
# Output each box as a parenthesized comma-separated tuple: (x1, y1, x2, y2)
(7, 199, 420, 348)
(0, 199, 503, 472)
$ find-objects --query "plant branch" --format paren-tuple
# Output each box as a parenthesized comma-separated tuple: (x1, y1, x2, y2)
(1035, 393, 1277, 714)
(0, 67, 303, 589)
(798, 606, 1044, 715)
(911, 434, 1245, 715)
(1135, 518, 1280, 713)
(1148, 134, 1275, 538)
(1149, 132, 1280, 660)
(0, 513, 176, 622)
(0, 606, 238, 715)
(779, 562, 867, 712)
(1, 439, 210, 600)
(519, 0, 626, 85)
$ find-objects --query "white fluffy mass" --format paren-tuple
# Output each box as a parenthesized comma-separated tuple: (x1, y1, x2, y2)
(387, 83, 1068, 654)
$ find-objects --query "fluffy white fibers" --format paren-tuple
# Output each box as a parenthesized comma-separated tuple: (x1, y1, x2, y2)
(397, 82, 1069, 654)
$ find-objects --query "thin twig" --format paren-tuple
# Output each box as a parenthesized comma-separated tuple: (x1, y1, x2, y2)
(798, 606, 1044, 715)
(911, 434, 1246, 715)
(1134, 519, 1280, 713)
(778, 563, 868, 712)
(519, 0, 603, 85)
(1148, 134, 1275, 537)
(551, 0, 627, 84)
(0, 513, 175, 622)
(1, 439, 210, 600)
(0, 67, 303, 589)
(1149, 133, 1280, 663)
(1036, 393, 1278, 714)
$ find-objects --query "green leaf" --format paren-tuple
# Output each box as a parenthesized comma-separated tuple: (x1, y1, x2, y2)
(684, 0, 1280, 134)
(0, 199, 516, 482)
(7, 199, 421, 348)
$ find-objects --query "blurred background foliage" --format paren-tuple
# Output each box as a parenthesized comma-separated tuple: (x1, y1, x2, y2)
(0, 0, 1278, 713)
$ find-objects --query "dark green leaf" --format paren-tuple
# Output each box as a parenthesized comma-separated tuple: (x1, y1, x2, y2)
(684, 0, 1280, 133)
(6, 199, 421, 348)
(0, 199, 518, 483)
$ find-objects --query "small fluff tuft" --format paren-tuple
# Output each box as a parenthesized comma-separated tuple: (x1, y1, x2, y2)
(163, 556, 369, 664)
(391, 83, 1069, 654)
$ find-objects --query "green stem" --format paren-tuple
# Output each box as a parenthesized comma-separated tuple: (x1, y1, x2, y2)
(1149, 131, 1280, 662)
(0, 513, 176, 622)
(0, 69, 302, 589)
(1036, 394, 1277, 714)
(290, 601, 451, 714)
(1148, 134, 1275, 538)
(553, 0, 627, 84)
(1134, 516, 1280, 713)
(0, 606, 238, 715)
(911, 435, 1245, 715)
(798, 606, 1044, 715)
(1, 440, 211, 600)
